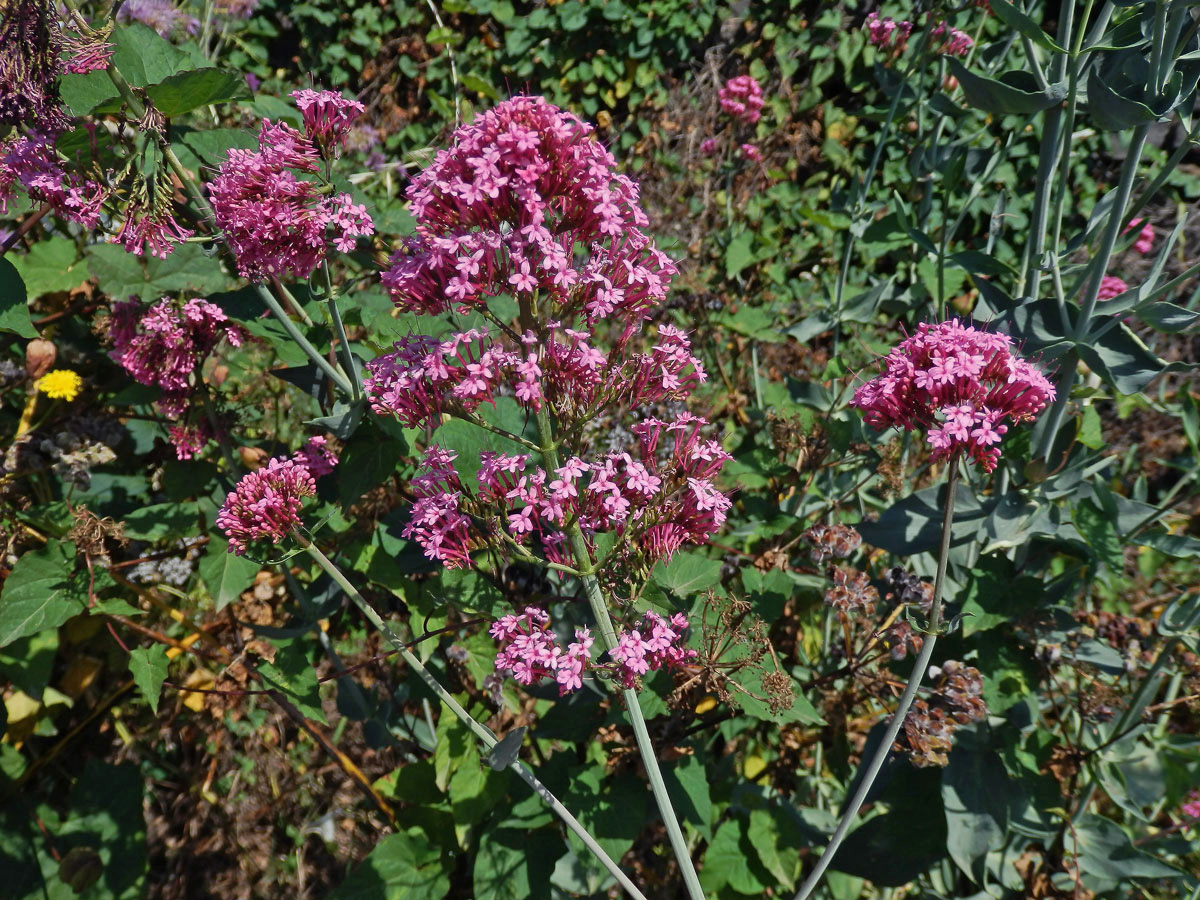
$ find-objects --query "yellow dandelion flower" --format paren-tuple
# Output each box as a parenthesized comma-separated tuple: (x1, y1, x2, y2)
(38, 369, 82, 401)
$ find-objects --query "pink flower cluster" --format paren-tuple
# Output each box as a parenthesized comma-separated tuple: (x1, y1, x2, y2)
(851, 319, 1055, 472)
(1124, 218, 1155, 254)
(293, 435, 339, 477)
(718, 75, 764, 126)
(217, 457, 316, 555)
(401, 412, 730, 569)
(1097, 275, 1129, 301)
(865, 11, 913, 52)
(0, 131, 106, 228)
(740, 143, 762, 162)
(381, 96, 676, 326)
(209, 119, 373, 281)
(930, 21, 974, 57)
(111, 297, 244, 419)
(1181, 790, 1200, 819)
(114, 196, 194, 259)
(366, 323, 705, 428)
(491, 607, 694, 694)
(292, 89, 365, 157)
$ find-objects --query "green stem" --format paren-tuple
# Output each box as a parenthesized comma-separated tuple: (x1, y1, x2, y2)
(793, 462, 959, 900)
(254, 285, 355, 396)
(531, 406, 706, 900)
(321, 261, 362, 401)
(295, 535, 649, 900)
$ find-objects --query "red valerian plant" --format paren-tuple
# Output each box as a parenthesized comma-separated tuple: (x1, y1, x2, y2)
(366, 95, 729, 576)
(851, 318, 1055, 471)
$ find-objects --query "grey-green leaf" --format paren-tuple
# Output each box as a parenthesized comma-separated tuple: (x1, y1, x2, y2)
(0, 541, 82, 649)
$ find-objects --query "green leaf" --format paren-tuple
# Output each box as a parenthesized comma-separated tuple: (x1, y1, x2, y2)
(10, 237, 86, 297)
(1086, 64, 1157, 132)
(474, 826, 564, 900)
(989, 0, 1066, 52)
(338, 431, 403, 508)
(1135, 300, 1200, 333)
(947, 59, 1065, 115)
(257, 638, 325, 723)
(942, 744, 1010, 880)
(1073, 814, 1182, 892)
(1078, 323, 1189, 394)
(650, 551, 721, 597)
(438, 568, 508, 617)
(1074, 498, 1124, 571)
(699, 819, 768, 895)
(728, 665, 824, 725)
(121, 503, 198, 541)
(60, 70, 119, 115)
(127, 645, 169, 714)
(1076, 405, 1103, 450)
(725, 230, 756, 278)
(110, 23, 208, 88)
(0, 256, 36, 338)
(180, 127, 259, 163)
(663, 754, 713, 840)
(146, 68, 251, 117)
(198, 538, 261, 610)
(87, 242, 233, 301)
(748, 807, 804, 890)
(0, 541, 83, 649)
(328, 829, 451, 900)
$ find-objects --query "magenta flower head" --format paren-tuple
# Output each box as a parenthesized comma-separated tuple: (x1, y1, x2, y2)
(382, 95, 676, 325)
(1124, 218, 1155, 255)
(718, 75, 765, 126)
(292, 89, 365, 157)
(1097, 275, 1129, 300)
(209, 120, 373, 281)
(851, 319, 1055, 472)
(111, 297, 243, 418)
(216, 457, 317, 555)
(292, 435, 339, 477)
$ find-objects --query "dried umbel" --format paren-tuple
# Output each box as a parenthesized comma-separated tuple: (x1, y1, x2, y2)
(802, 522, 862, 564)
(0, 0, 66, 130)
(851, 318, 1054, 472)
(896, 660, 988, 767)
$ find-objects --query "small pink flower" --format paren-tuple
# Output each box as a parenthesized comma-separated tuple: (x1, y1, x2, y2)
(1124, 218, 1155, 254)
(293, 436, 338, 477)
(699, 137, 718, 156)
(740, 143, 762, 162)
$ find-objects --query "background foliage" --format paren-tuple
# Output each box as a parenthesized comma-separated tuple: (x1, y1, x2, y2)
(3, 0, 1200, 898)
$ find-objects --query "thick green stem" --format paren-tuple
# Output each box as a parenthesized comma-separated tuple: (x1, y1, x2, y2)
(531, 406, 706, 900)
(794, 463, 960, 900)
(295, 535, 649, 900)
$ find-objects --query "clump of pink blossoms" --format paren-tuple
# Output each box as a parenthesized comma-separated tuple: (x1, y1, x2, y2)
(111, 297, 244, 418)
(492, 607, 695, 695)
(292, 89, 365, 157)
(1124, 218, 1155, 255)
(1181, 790, 1200, 820)
(1097, 275, 1129, 301)
(366, 96, 726, 693)
(216, 457, 316, 555)
(865, 11, 914, 53)
(209, 119, 373, 281)
(293, 435, 339, 477)
(851, 319, 1055, 472)
(718, 75, 764, 126)
(930, 21, 974, 57)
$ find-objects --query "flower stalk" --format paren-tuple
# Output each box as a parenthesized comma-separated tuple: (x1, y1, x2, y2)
(793, 463, 959, 900)
(295, 533, 651, 900)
